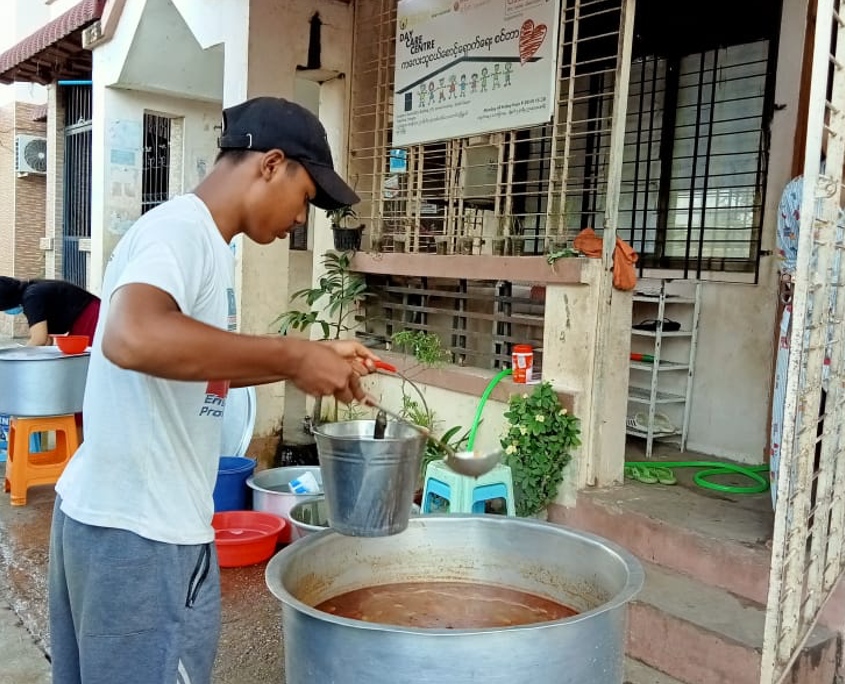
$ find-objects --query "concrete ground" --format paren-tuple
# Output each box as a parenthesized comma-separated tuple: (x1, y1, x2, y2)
(0, 471, 286, 683)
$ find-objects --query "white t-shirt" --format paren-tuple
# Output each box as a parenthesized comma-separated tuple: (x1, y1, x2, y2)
(56, 194, 237, 544)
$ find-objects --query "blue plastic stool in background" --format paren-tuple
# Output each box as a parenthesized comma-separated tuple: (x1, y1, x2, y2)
(421, 459, 515, 515)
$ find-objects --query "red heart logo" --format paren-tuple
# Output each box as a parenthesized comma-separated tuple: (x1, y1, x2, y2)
(519, 19, 547, 65)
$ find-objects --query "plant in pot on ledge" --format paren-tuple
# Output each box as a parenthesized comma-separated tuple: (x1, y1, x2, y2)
(387, 330, 473, 496)
(274, 250, 372, 462)
(500, 381, 581, 517)
(328, 205, 365, 252)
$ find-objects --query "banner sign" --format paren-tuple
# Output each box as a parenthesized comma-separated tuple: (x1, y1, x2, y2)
(393, 0, 561, 146)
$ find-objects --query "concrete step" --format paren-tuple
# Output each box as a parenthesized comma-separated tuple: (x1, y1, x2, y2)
(624, 658, 685, 684)
(627, 562, 838, 684)
(550, 481, 772, 605)
(549, 482, 845, 629)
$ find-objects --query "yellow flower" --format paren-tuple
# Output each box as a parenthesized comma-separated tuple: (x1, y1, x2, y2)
(522, 393, 529, 399)
(535, 414, 545, 423)
(559, 408, 568, 416)
(519, 425, 528, 436)
(505, 444, 517, 455)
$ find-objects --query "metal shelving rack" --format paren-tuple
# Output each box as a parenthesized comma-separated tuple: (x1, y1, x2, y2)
(627, 280, 702, 458)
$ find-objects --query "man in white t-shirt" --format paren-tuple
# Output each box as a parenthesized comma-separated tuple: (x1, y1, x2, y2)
(48, 97, 380, 684)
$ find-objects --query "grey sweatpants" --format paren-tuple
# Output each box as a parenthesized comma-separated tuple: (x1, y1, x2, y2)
(49, 497, 221, 684)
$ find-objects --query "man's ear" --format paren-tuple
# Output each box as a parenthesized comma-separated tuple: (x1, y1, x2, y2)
(260, 149, 287, 179)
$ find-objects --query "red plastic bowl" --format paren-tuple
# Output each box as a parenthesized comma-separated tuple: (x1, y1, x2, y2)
(55, 335, 89, 355)
(212, 511, 286, 568)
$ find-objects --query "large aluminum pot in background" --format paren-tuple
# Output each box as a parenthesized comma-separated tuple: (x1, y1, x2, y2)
(0, 347, 89, 416)
(311, 419, 426, 537)
(266, 515, 644, 684)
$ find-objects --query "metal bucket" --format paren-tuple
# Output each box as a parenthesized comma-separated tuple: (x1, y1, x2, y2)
(311, 419, 426, 537)
(266, 515, 644, 684)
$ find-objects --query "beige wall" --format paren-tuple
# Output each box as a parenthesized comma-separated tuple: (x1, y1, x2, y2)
(664, 0, 806, 462)
(88, 88, 221, 294)
(235, 0, 355, 445)
(88, 0, 356, 457)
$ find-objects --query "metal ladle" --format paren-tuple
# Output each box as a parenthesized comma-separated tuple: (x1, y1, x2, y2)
(363, 396, 502, 478)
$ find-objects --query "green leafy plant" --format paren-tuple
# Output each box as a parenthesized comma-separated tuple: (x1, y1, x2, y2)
(326, 205, 359, 229)
(391, 329, 449, 366)
(400, 393, 471, 487)
(274, 250, 371, 423)
(275, 251, 369, 340)
(500, 382, 581, 517)
(387, 329, 460, 486)
(546, 247, 581, 265)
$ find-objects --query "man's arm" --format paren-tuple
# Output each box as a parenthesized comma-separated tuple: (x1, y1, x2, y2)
(102, 284, 376, 402)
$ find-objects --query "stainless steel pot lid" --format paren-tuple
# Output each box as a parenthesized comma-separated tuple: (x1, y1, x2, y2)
(0, 346, 89, 360)
(221, 386, 257, 457)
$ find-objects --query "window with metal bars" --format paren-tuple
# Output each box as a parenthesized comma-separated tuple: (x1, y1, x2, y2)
(349, 0, 780, 277)
(350, 0, 627, 257)
(141, 113, 171, 215)
(619, 40, 777, 276)
(362, 274, 545, 372)
(62, 85, 93, 289)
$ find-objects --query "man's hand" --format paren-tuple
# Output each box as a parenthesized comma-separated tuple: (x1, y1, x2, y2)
(320, 340, 380, 376)
(288, 341, 381, 404)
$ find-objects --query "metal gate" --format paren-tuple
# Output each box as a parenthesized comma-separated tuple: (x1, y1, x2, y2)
(761, 0, 845, 680)
(62, 85, 92, 289)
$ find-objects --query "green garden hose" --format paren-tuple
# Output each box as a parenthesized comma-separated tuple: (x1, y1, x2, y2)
(461, 368, 767, 496)
(467, 368, 513, 451)
(625, 460, 770, 495)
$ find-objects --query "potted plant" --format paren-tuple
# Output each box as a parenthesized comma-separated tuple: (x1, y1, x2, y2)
(390, 329, 450, 367)
(327, 205, 365, 251)
(387, 329, 458, 490)
(275, 250, 371, 426)
(500, 382, 581, 517)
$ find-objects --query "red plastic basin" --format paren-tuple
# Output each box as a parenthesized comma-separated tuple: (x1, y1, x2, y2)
(212, 511, 287, 568)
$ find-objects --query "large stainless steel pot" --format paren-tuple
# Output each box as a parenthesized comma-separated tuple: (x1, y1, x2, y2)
(0, 346, 89, 416)
(266, 515, 644, 684)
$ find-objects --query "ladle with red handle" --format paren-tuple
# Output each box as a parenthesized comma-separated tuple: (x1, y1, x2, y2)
(362, 395, 501, 478)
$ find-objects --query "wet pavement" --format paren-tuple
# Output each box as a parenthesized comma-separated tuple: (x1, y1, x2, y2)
(0, 466, 286, 683)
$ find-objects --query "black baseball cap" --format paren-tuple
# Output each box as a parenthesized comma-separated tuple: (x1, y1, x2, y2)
(218, 97, 360, 210)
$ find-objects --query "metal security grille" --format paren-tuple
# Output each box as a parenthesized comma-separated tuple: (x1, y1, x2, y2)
(141, 113, 171, 214)
(349, 0, 777, 276)
(761, 0, 845, 680)
(349, 0, 627, 257)
(363, 275, 545, 371)
(621, 38, 777, 277)
(62, 85, 92, 289)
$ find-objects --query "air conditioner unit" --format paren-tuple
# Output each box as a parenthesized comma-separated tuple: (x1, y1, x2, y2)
(15, 135, 48, 175)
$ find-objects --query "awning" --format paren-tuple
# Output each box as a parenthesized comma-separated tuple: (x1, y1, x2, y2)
(0, 0, 106, 85)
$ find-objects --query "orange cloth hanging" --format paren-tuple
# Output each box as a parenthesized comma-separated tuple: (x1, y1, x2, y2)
(572, 228, 638, 291)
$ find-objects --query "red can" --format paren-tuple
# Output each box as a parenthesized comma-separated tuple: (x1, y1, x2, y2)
(512, 344, 534, 383)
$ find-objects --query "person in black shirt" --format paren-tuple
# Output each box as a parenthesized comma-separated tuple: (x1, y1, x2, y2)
(0, 277, 101, 346)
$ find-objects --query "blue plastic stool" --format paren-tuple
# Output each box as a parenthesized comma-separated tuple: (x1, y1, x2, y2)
(421, 459, 515, 516)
